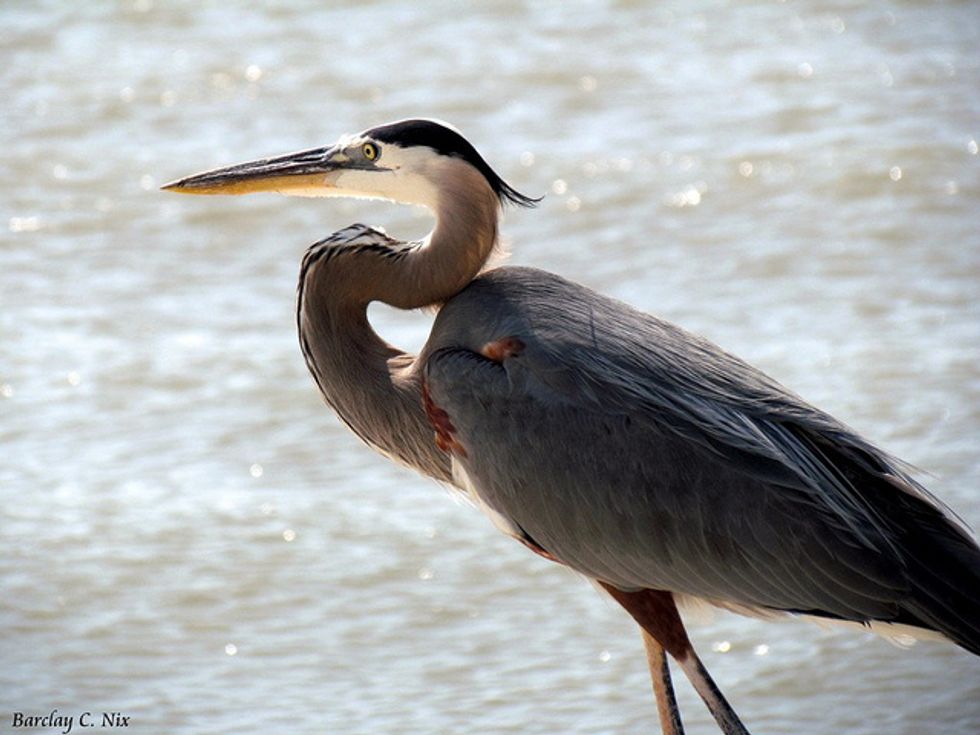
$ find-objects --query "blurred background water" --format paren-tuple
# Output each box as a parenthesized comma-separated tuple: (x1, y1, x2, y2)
(2, 1, 979, 733)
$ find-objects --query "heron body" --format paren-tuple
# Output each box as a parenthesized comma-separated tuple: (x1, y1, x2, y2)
(426, 266, 980, 637)
(165, 118, 980, 734)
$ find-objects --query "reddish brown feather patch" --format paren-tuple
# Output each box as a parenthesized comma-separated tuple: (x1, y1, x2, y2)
(599, 584, 694, 662)
(480, 336, 525, 362)
(422, 381, 468, 458)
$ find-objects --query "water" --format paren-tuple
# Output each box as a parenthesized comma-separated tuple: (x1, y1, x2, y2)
(2, 2, 979, 733)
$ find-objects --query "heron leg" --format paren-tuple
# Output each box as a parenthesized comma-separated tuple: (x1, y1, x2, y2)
(599, 584, 752, 735)
(674, 649, 751, 735)
(642, 630, 685, 735)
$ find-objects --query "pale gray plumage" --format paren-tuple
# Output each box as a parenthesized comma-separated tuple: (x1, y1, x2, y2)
(164, 118, 980, 735)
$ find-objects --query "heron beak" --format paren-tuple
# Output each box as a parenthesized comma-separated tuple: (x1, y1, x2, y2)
(161, 144, 350, 196)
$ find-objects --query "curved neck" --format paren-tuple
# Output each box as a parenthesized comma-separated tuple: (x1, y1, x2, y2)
(297, 169, 500, 482)
(374, 164, 501, 309)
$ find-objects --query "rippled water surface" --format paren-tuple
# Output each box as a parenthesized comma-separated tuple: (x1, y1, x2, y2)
(3, 2, 979, 733)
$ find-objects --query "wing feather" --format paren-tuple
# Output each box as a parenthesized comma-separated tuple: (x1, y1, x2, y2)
(421, 267, 980, 642)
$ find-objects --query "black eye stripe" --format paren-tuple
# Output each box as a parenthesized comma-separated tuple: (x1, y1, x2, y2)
(365, 119, 539, 208)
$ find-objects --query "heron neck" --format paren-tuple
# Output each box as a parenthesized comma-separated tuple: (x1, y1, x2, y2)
(297, 293, 452, 482)
(297, 175, 500, 483)
(384, 168, 501, 309)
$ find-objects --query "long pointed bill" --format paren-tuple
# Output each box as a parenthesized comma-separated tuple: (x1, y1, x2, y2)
(162, 144, 349, 196)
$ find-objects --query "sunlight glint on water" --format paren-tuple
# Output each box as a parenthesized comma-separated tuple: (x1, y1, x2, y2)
(2, 3, 978, 734)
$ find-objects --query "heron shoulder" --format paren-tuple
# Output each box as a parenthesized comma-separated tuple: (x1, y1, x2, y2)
(435, 265, 828, 422)
(430, 265, 789, 401)
(425, 266, 586, 356)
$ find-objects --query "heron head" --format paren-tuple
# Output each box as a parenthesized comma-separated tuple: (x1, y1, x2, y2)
(162, 118, 538, 211)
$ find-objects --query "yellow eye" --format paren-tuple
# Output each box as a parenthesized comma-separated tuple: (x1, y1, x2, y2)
(362, 142, 379, 161)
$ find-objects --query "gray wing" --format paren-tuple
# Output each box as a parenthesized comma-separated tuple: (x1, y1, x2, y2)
(422, 267, 980, 647)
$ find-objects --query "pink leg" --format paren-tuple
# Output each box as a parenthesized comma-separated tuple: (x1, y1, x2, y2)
(642, 630, 685, 735)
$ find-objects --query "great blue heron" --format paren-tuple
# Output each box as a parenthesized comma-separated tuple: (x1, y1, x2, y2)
(164, 118, 980, 735)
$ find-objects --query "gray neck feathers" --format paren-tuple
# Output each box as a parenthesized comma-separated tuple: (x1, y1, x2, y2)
(297, 162, 500, 481)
